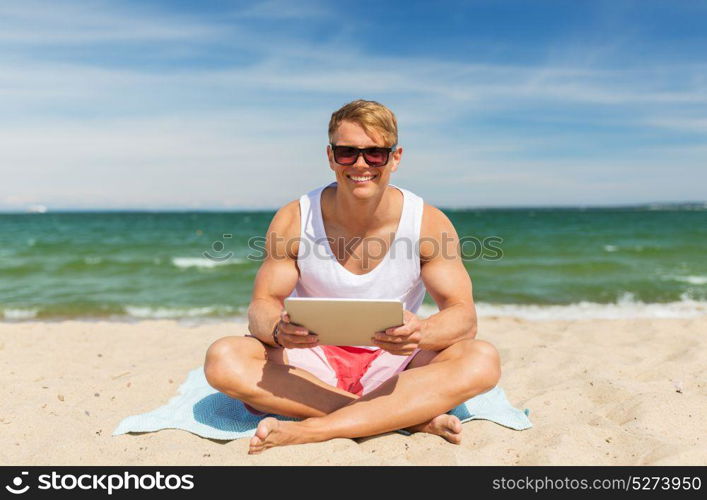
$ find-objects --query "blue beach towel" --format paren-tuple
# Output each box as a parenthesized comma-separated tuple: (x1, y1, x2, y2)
(113, 367, 532, 441)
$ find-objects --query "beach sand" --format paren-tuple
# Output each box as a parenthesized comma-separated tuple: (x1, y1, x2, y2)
(1, 316, 705, 466)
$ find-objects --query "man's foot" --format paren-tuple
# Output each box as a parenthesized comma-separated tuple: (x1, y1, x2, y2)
(248, 417, 312, 454)
(248, 414, 463, 454)
(409, 414, 463, 444)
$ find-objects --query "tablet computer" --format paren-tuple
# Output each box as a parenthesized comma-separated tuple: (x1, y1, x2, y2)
(283, 297, 404, 346)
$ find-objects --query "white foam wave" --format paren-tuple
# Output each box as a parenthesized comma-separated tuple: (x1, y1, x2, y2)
(603, 245, 618, 252)
(171, 257, 246, 269)
(668, 275, 707, 285)
(417, 294, 707, 320)
(125, 305, 236, 318)
(3, 308, 39, 320)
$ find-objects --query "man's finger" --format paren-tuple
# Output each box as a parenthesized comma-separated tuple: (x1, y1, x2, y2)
(282, 333, 318, 344)
(375, 330, 416, 342)
(280, 322, 309, 335)
(372, 339, 417, 351)
(385, 324, 413, 336)
(374, 332, 406, 343)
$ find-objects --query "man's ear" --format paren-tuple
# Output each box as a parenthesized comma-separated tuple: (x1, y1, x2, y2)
(326, 144, 337, 172)
(390, 146, 403, 173)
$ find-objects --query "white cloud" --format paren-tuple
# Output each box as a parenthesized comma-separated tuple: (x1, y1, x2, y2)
(0, 0, 222, 44)
(643, 117, 707, 134)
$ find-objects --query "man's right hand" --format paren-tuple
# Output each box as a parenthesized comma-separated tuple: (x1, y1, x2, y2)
(276, 309, 319, 349)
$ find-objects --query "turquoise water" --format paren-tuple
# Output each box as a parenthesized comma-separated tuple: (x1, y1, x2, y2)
(1, 207, 706, 320)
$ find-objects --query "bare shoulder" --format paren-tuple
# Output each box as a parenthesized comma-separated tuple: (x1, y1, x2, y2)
(421, 203, 455, 234)
(420, 203, 459, 262)
(267, 199, 300, 259)
(269, 199, 299, 233)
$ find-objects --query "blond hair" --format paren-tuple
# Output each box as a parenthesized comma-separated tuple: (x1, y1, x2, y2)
(328, 99, 398, 147)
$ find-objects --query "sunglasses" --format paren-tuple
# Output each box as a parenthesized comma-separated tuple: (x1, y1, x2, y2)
(330, 144, 396, 167)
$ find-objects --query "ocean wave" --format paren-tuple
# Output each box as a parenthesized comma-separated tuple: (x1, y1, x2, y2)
(603, 245, 618, 252)
(3, 308, 39, 320)
(171, 257, 247, 269)
(417, 294, 707, 320)
(666, 275, 707, 285)
(124, 305, 238, 318)
(5, 298, 705, 321)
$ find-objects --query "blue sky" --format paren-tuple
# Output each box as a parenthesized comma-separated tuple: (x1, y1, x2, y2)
(1, 0, 705, 210)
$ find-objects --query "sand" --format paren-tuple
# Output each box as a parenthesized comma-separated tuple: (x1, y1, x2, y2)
(1, 316, 705, 465)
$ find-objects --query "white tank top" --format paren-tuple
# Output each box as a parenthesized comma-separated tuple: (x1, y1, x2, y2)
(291, 181, 427, 314)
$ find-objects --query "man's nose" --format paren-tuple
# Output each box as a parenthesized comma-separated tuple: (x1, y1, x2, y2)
(353, 152, 368, 168)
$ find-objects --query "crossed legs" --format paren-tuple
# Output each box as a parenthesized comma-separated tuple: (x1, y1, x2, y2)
(204, 336, 500, 453)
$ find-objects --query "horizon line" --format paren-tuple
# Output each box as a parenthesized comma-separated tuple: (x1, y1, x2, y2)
(1, 200, 706, 214)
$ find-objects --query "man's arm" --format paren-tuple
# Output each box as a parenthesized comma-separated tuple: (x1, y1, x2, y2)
(247, 201, 301, 347)
(417, 204, 477, 351)
(372, 204, 477, 354)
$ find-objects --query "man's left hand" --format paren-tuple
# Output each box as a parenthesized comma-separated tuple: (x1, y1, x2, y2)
(372, 310, 425, 356)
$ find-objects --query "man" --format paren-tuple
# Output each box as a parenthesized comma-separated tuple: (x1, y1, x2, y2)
(205, 100, 500, 454)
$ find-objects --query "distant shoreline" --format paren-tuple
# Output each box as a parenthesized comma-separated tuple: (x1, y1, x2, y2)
(1, 201, 706, 215)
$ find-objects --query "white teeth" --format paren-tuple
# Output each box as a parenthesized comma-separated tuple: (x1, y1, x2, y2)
(349, 175, 375, 181)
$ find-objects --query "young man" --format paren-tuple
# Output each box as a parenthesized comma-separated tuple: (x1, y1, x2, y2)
(205, 100, 501, 454)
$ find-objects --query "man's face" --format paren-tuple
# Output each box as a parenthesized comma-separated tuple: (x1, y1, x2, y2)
(327, 120, 402, 199)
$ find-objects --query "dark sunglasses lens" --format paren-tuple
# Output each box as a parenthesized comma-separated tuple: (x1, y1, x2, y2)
(363, 148, 389, 166)
(333, 146, 358, 165)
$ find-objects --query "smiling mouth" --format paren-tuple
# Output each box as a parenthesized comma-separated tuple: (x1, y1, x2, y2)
(346, 173, 378, 183)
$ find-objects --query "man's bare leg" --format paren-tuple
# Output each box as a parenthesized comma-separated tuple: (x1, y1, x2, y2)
(205, 336, 357, 417)
(204, 336, 465, 441)
(402, 349, 464, 444)
(247, 338, 500, 454)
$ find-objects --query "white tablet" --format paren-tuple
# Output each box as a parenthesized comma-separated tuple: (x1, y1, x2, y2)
(283, 297, 404, 346)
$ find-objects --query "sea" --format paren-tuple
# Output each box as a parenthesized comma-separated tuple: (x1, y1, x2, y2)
(1, 205, 706, 321)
